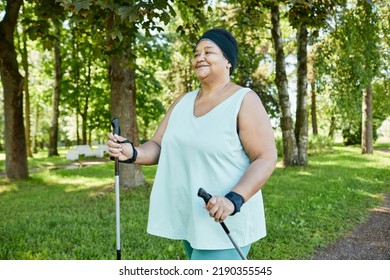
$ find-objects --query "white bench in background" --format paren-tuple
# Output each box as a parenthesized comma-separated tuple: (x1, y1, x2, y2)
(95, 144, 109, 158)
(66, 144, 108, 160)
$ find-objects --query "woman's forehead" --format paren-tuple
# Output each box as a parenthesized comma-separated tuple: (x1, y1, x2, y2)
(195, 39, 219, 51)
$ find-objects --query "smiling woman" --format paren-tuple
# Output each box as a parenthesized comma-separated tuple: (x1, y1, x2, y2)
(192, 37, 235, 117)
(106, 27, 277, 260)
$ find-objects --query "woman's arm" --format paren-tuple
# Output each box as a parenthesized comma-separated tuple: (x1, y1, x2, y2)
(231, 90, 278, 201)
(206, 91, 277, 221)
(107, 94, 185, 165)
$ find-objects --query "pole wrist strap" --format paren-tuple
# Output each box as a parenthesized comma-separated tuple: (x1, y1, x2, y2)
(118, 139, 138, 164)
(225, 191, 244, 216)
(109, 139, 138, 164)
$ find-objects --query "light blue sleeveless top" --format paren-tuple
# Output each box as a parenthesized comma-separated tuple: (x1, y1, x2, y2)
(147, 87, 266, 250)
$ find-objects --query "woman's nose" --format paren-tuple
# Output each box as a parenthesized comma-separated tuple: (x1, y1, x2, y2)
(195, 53, 205, 61)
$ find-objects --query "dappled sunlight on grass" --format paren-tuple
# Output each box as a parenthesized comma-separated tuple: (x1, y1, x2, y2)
(63, 179, 113, 193)
(30, 167, 114, 193)
(296, 170, 313, 176)
(0, 183, 19, 194)
(354, 189, 383, 199)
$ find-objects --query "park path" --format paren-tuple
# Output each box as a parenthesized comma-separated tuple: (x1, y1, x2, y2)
(312, 193, 390, 260)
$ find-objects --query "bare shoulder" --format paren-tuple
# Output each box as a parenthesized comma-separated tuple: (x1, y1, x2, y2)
(238, 89, 275, 161)
(238, 90, 270, 133)
(239, 90, 267, 117)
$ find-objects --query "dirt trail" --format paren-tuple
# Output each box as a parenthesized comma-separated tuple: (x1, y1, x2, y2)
(312, 193, 390, 260)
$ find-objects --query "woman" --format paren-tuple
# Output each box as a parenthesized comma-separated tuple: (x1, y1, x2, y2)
(107, 28, 277, 260)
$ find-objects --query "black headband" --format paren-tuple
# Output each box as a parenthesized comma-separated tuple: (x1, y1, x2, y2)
(196, 28, 238, 75)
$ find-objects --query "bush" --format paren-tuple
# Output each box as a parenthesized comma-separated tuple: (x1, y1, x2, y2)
(308, 134, 334, 155)
(342, 122, 379, 146)
(274, 136, 283, 157)
(275, 135, 333, 157)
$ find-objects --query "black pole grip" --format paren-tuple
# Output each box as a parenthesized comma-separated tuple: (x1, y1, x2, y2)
(197, 188, 230, 234)
(198, 188, 212, 204)
(111, 118, 120, 175)
(111, 118, 121, 136)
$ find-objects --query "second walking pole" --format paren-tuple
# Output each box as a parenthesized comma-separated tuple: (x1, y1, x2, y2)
(197, 188, 247, 260)
(111, 118, 121, 260)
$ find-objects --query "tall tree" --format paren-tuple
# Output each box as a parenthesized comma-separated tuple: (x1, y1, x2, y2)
(0, 0, 28, 179)
(307, 46, 318, 135)
(288, 0, 343, 164)
(294, 22, 309, 165)
(17, 2, 33, 157)
(320, 0, 381, 153)
(108, 30, 144, 187)
(58, 0, 175, 188)
(269, 2, 299, 166)
(358, 1, 380, 154)
(48, 20, 62, 156)
(19, 1, 66, 156)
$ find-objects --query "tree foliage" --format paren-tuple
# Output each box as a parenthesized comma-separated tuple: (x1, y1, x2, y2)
(315, 0, 384, 146)
(0, 0, 389, 179)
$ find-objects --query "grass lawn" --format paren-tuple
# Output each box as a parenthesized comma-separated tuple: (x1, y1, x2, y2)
(0, 145, 389, 260)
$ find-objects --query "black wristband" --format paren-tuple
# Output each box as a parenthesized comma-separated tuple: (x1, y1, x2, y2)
(119, 139, 138, 163)
(110, 139, 138, 164)
(225, 191, 244, 216)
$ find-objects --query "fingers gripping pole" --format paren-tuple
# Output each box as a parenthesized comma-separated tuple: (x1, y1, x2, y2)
(197, 188, 247, 260)
(111, 118, 121, 260)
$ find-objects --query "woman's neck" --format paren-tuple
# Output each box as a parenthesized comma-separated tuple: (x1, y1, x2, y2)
(200, 78, 231, 96)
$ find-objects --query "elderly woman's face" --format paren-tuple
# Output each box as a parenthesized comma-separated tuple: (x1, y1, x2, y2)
(192, 40, 230, 81)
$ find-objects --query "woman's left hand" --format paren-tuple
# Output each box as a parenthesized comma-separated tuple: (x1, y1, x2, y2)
(205, 196, 234, 222)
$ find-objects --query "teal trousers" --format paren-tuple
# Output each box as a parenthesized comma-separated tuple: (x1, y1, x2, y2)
(183, 240, 251, 260)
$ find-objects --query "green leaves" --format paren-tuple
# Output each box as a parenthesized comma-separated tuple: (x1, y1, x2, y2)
(314, 1, 384, 139)
(107, 28, 123, 41)
(118, 6, 139, 22)
(73, 0, 91, 13)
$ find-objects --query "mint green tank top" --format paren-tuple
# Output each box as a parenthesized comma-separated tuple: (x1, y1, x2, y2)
(147, 87, 266, 250)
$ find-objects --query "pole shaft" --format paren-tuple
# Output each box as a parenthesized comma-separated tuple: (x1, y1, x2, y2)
(226, 233, 247, 260)
(115, 161, 121, 260)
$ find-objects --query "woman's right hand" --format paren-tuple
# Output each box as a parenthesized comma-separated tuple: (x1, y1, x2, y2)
(106, 133, 134, 162)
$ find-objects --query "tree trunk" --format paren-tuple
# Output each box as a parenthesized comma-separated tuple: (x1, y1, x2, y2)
(18, 14, 33, 158)
(32, 103, 40, 154)
(362, 85, 373, 154)
(328, 115, 336, 139)
(0, 0, 28, 179)
(270, 3, 299, 166)
(71, 28, 81, 146)
(76, 115, 80, 145)
(81, 58, 91, 145)
(295, 24, 309, 166)
(109, 52, 145, 188)
(311, 80, 318, 135)
(48, 22, 62, 156)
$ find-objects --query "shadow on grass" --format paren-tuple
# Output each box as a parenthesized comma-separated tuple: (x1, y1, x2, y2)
(0, 163, 185, 260)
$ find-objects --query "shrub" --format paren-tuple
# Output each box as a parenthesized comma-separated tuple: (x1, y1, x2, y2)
(275, 136, 283, 157)
(275, 135, 333, 157)
(308, 134, 334, 155)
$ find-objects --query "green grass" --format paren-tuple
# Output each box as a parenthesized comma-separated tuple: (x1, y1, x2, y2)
(0, 146, 389, 260)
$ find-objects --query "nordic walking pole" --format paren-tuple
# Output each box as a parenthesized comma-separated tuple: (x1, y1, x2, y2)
(111, 118, 121, 260)
(197, 188, 247, 260)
